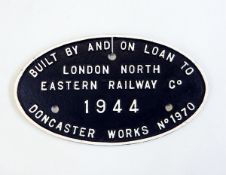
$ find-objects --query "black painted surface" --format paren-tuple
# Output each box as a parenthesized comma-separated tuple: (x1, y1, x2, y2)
(16, 37, 206, 144)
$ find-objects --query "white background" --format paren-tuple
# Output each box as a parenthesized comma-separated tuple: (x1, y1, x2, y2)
(0, 0, 226, 174)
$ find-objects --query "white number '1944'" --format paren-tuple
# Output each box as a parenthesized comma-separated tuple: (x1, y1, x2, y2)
(84, 99, 139, 114)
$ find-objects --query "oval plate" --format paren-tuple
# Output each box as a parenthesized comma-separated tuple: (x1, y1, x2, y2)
(16, 36, 207, 145)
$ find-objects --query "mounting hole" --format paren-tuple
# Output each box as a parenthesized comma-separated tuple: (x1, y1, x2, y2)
(108, 53, 117, 61)
(165, 104, 173, 112)
(51, 105, 59, 114)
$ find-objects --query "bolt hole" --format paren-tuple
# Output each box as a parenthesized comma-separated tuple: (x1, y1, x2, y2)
(51, 105, 59, 114)
(165, 104, 173, 112)
(108, 53, 117, 61)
